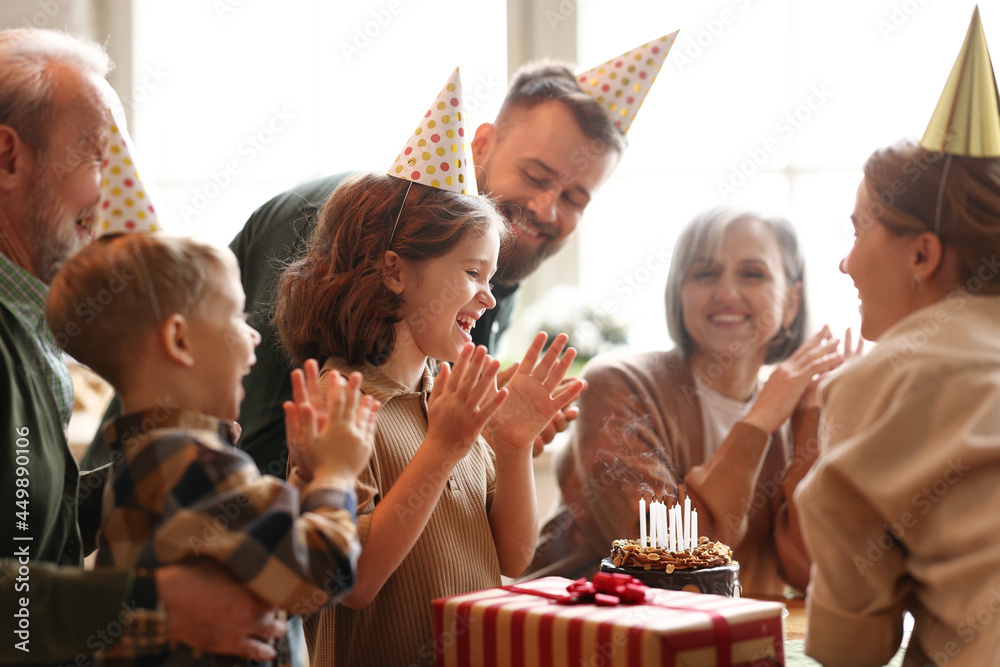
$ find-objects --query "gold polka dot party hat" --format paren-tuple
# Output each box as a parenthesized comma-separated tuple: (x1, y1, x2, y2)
(575, 31, 679, 133)
(388, 67, 476, 196)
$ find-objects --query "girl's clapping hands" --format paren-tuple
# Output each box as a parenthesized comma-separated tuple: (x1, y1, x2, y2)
(425, 343, 509, 464)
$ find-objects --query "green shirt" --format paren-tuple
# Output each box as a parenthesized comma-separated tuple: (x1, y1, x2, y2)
(0, 252, 74, 429)
(1, 261, 125, 665)
(0, 297, 102, 566)
(0, 561, 131, 664)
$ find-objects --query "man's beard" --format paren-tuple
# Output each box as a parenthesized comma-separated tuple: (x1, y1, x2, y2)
(25, 167, 89, 284)
(494, 201, 564, 284)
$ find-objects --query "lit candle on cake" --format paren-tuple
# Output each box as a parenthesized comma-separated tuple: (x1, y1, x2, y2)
(675, 503, 684, 551)
(668, 503, 676, 552)
(684, 496, 692, 552)
(649, 496, 659, 548)
(658, 500, 667, 550)
(674, 505, 680, 552)
(639, 495, 647, 547)
(667, 503, 675, 552)
(681, 503, 688, 551)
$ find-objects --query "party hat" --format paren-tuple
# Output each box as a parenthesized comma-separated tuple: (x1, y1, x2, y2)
(576, 31, 679, 133)
(920, 6, 1000, 157)
(388, 67, 476, 195)
(94, 104, 166, 237)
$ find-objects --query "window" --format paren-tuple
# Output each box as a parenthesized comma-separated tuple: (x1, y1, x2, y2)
(130, 0, 507, 248)
(575, 0, 988, 350)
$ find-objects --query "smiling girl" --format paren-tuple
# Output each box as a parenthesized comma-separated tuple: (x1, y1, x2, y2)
(275, 172, 582, 666)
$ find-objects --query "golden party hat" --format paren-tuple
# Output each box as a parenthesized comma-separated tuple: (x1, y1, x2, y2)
(575, 31, 679, 133)
(920, 6, 1000, 157)
(388, 67, 476, 195)
(94, 104, 166, 236)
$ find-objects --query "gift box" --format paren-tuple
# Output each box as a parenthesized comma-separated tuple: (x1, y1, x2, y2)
(432, 576, 784, 667)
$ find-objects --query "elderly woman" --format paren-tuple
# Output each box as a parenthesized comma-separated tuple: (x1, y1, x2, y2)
(525, 208, 846, 596)
(797, 135, 1000, 665)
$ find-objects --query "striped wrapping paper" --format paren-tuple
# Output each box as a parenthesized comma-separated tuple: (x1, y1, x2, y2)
(432, 576, 784, 667)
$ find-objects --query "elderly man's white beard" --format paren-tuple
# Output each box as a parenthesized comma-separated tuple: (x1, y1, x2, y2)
(25, 168, 89, 284)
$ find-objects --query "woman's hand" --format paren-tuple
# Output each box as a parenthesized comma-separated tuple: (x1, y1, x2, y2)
(425, 343, 508, 465)
(487, 332, 586, 455)
(742, 325, 844, 434)
(842, 326, 865, 362)
(796, 326, 864, 410)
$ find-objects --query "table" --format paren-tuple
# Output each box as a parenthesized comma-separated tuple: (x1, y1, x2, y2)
(751, 596, 909, 666)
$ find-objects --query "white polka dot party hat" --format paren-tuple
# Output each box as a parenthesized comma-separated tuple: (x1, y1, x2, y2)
(388, 67, 476, 196)
(575, 31, 679, 133)
(94, 104, 166, 237)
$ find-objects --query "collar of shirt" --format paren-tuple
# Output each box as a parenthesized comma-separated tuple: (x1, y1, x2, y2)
(320, 357, 435, 405)
(692, 373, 758, 459)
(0, 252, 50, 334)
(103, 407, 238, 451)
(0, 252, 75, 428)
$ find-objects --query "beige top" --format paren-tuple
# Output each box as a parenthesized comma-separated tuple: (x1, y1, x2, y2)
(798, 294, 1000, 666)
(305, 359, 501, 667)
(524, 349, 816, 597)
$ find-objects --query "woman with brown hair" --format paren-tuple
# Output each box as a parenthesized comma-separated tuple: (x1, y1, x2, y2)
(797, 10, 1000, 664)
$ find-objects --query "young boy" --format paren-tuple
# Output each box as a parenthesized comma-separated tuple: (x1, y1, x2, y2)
(45, 234, 378, 666)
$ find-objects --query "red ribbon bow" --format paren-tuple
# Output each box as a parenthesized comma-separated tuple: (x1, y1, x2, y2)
(504, 572, 648, 607)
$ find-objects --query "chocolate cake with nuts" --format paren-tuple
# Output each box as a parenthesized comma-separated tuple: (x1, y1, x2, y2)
(599, 536, 741, 597)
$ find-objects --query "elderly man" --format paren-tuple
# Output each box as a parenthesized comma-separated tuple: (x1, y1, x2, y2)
(0, 29, 283, 664)
(223, 62, 626, 478)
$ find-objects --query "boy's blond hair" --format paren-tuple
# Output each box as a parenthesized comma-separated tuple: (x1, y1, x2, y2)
(46, 234, 236, 388)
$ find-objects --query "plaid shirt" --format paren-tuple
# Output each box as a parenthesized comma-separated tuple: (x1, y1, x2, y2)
(0, 252, 74, 428)
(96, 408, 360, 665)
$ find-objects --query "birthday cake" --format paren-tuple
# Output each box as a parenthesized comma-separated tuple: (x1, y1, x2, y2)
(600, 536, 741, 597)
